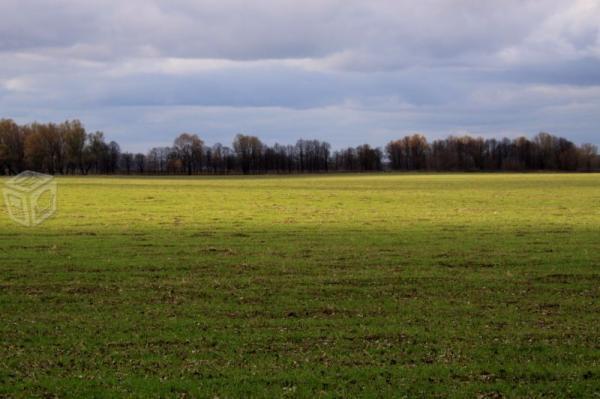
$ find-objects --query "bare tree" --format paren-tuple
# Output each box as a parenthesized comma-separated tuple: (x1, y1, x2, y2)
(233, 134, 263, 174)
(174, 133, 204, 175)
(3, 118, 598, 174)
(0, 119, 25, 174)
(134, 153, 146, 174)
(62, 120, 87, 174)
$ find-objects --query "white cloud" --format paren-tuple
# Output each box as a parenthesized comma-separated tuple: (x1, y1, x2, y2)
(3, 77, 35, 92)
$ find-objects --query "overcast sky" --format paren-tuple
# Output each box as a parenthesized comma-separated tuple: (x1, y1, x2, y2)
(1, 0, 599, 151)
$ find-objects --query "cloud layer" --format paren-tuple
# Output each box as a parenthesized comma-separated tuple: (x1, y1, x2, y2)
(1, 0, 599, 150)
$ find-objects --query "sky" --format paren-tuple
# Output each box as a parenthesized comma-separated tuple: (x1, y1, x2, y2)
(1, 0, 599, 152)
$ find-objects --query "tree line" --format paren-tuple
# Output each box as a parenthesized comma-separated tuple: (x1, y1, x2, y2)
(1, 118, 598, 175)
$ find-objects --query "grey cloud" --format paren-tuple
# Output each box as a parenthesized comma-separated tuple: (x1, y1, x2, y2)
(0, 0, 599, 151)
(0, 0, 579, 63)
(494, 58, 600, 86)
(0, 1, 96, 51)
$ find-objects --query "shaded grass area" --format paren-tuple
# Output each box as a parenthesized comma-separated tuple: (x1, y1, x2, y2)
(0, 174, 599, 397)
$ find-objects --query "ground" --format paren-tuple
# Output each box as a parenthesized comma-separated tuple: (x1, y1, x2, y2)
(0, 173, 599, 398)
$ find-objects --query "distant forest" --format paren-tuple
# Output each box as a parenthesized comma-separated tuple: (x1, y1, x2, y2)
(1, 119, 599, 175)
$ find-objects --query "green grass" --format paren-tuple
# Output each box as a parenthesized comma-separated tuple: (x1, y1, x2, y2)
(0, 173, 599, 398)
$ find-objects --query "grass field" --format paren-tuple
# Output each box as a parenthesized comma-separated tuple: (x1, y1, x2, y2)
(0, 173, 599, 398)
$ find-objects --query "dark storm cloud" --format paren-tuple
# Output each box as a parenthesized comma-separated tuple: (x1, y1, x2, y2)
(1, 0, 599, 150)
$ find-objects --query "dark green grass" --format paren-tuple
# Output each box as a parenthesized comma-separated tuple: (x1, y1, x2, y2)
(0, 174, 599, 398)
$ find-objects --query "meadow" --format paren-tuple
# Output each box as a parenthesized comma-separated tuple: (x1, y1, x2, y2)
(0, 173, 599, 398)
